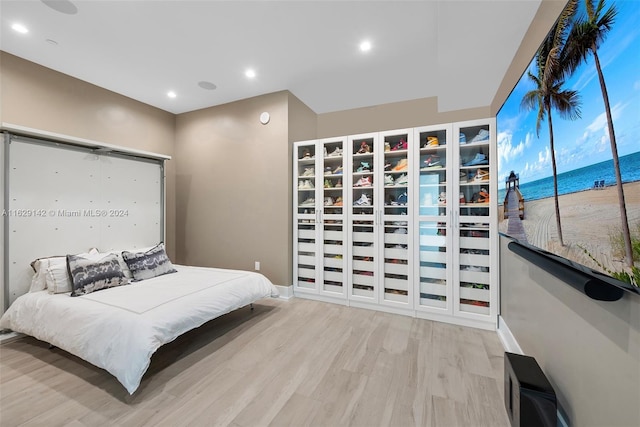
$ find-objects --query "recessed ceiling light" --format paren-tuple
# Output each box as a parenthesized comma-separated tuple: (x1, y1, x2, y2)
(167, 91, 177, 99)
(41, 0, 78, 15)
(11, 23, 29, 34)
(359, 40, 372, 52)
(198, 81, 217, 90)
(245, 69, 256, 79)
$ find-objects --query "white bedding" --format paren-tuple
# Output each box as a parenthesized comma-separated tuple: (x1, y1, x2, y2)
(0, 265, 279, 394)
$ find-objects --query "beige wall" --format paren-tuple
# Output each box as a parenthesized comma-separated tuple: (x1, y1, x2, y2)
(317, 96, 490, 138)
(500, 237, 640, 426)
(0, 52, 177, 260)
(174, 91, 292, 285)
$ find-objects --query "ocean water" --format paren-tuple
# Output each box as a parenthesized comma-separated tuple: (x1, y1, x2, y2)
(498, 151, 640, 204)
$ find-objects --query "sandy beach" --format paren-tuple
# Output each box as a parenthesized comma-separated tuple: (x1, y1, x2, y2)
(498, 181, 640, 274)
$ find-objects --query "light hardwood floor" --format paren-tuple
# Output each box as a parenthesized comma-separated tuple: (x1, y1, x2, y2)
(0, 298, 510, 427)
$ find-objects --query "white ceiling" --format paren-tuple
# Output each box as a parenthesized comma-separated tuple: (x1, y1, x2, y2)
(0, 0, 546, 115)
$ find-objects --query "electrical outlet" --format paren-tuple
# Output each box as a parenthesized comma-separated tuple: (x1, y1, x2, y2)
(254, 261, 260, 271)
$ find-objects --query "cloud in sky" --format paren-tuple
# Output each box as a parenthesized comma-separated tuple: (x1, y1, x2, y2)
(498, 129, 533, 166)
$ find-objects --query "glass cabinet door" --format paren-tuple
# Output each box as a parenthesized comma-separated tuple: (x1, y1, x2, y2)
(295, 142, 320, 291)
(349, 133, 377, 301)
(415, 126, 451, 312)
(456, 122, 492, 316)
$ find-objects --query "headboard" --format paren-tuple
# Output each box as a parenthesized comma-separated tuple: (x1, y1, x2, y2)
(3, 127, 169, 307)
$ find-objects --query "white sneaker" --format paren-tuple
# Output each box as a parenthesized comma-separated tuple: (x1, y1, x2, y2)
(324, 197, 334, 206)
(354, 194, 371, 206)
(354, 176, 372, 187)
(393, 228, 407, 234)
(300, 198, 315, 206)
(395, 174, 408, 185)
(305, 180, 314, 189)
(324, 147, 328, 157)
(302, 167, 314, 177)
(328, 147, 343, 157)
(384, 175, 395, 186)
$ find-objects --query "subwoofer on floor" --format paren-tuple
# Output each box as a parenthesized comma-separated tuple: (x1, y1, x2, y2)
(504, 352, 557, 427)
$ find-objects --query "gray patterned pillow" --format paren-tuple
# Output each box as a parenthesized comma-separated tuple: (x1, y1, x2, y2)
(121, 242, 177, 281)
(68, 253, 130, 296)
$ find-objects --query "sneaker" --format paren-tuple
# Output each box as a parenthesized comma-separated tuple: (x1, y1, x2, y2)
(306, 180, 315, 189)
(463, 153, 488, 166)
(356, 162, 371, 172)
(393, 228, 408, 234)
(333, 165, 343, 175)
(324, 197, 334, 206)
(328, 147, 343, 157)
(354, 176, 372, 187)
(422, 155, 441, 169)
(354, 194, 371, 206)
(438, 192, 446, 205)
(397, 192, 408, 205)
(324, 147, 328, 157)
(470, 129, 489, 143)
(324, 166, 333, 175)
(335, 179, 342, 188)
(324, 179, 333, 188)
(395, 174, 408, 185)
(300, 198, 315, 206)
(459, 133, 467, 144)
(473, 168, 490, 181)
(302, 167, 315, 177)
(356, 141, 370, 154)
(300, 149, 312, 159)
(334, 197, 343, 206)
(384, 161, 392, 170)
(384, 175, 395, 186)
(392, 158, 408, 171)
(425, 136, 439, 147)
(459, 170, 468, 183)
(391, 139, 408, 151)
(459, 192, 466, 204)
(384, 142, 391, 152)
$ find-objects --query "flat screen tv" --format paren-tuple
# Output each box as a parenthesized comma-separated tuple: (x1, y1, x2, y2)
(497, 0, 639, 296)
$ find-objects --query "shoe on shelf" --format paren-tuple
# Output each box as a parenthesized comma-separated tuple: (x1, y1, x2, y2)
(463, 152, 488, 166)
(324, 197, 334, 206)
(334, 197, 343, 206)
(324, 147, 328, 157)
(354, 193, 372, 206)
(305, 180, 315, 189)
(384, 174, 395, 186)
(384, 142, 391, 152)
(391, 139, 408, 151)
(302, 167, 315, 177)
(300, 149, 312, 159)
(459, 133, 467, 144)
(438, 192, 446, 205)
(422, 155, 442, 169)
(356, 141, 371, 154)
(324, 166, 333, 175)
(393, 227, 408, 234)
(397, 192, 408, 205)
(300, 198, 315, 206)
(425, 136, 439, 147)
(356, 162, 371, 172)
(335, 179, 343, 188)
(384, 161, 392, 170)
(324, 179, 333, 188)
(459, 192, 466, 204)
(395, 174, 408, 186)
(473, 168, 490, 181)
(328, 146, 343, 157)
(333, 165, 343, 175)
(470, 129, 490, 143)
(392, 158, 408, 171)
(477, 188, 490, 203)
(459, 170, 468, 183)
(354, 176, 372, 187)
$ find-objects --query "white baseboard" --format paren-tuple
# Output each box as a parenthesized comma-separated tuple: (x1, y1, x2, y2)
(497, 315, 523, 354)
(274, 285, 293, 300)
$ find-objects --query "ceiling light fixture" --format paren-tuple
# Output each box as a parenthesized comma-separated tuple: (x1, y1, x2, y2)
(11, 23, 29, 34)
(245, 69, 256, 79)
(359, 40, 372, 52)
(167, 91, 177, 99)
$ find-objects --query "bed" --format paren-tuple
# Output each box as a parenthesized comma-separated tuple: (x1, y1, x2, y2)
(0, 262, 279, 394)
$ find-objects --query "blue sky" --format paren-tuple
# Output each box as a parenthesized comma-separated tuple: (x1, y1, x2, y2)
(497, 0, 640, 185)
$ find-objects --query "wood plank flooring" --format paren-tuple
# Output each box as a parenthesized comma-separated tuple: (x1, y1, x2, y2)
(0, 298, 510, 427)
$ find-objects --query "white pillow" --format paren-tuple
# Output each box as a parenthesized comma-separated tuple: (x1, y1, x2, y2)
(30, 249, 102, 294)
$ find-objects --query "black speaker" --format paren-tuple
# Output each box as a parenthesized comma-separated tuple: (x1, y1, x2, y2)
(504, 352, 557, 427)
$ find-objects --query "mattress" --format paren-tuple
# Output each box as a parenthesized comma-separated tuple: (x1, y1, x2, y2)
(0, 265, 279, 394)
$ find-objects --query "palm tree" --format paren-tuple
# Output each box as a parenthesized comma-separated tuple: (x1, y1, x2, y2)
(564, 0, 634, 267)
(521, 0, 581, 247)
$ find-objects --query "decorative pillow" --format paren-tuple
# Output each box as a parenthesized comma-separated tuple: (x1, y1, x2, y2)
(122, 242, 177, 281)
(100, 245, 156, 279)
(68, 253, 130, 296)
(30, 249, 101, 294)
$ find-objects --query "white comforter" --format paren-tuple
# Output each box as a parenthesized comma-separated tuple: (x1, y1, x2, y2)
(0, 265, 279, 394)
